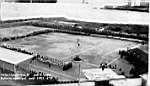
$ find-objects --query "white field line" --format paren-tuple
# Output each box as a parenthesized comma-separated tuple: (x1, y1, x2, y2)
(82, 62, 99, 68)
(78, 47, 122, 68)
(101, 47, 127, 59)
(107, 57, 120, 66)
(70, 47, 120, 67)
(81, 47, 124, 68)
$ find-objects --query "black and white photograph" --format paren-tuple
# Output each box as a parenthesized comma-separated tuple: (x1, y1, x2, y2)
(0, 0, 149, 86)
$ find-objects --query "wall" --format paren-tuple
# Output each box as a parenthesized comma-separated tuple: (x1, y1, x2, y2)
(0, 60, 15, 73)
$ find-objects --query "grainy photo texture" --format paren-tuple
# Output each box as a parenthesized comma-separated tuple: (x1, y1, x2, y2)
(0, 0, 149, 86)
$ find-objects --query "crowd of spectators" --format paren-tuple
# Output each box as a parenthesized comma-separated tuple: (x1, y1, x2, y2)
(0, 44, 73, 71)
(29, 21, 148, 41)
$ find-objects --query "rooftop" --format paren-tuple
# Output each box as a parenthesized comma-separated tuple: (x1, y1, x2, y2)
(82, 68, 125, 80)
(0, 47, 33, 65)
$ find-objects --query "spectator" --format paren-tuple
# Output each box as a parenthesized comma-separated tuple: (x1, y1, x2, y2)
(101, 63, 107, 71)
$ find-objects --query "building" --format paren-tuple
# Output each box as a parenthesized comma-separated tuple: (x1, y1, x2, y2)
(82, 68, 125, 80)
(127, 0, 149, 6)
(0, 47, 34, 74)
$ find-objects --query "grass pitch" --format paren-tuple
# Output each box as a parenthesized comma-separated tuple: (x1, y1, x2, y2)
(3, 29, 140, 80)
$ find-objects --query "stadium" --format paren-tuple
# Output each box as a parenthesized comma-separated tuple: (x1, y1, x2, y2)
(0, 0, 149, 86)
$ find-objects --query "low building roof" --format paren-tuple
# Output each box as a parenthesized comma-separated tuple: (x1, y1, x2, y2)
(0, 47, 33, 65)
(82, 68, 125, 81)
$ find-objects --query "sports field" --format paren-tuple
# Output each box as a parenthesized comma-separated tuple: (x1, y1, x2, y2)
(4, 32, 138, 61)
(3, 29, 140, 79)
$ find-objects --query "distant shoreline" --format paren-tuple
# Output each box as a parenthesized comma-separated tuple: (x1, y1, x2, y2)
(103, 5, 149, 13)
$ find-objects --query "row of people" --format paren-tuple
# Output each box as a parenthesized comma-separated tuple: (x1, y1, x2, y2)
(0, 44, 33, 55)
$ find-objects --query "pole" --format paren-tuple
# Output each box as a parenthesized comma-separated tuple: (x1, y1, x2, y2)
(78, 62, 80, 86)
(2, 62, 4, 73)
(14, 64, 16, 80)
